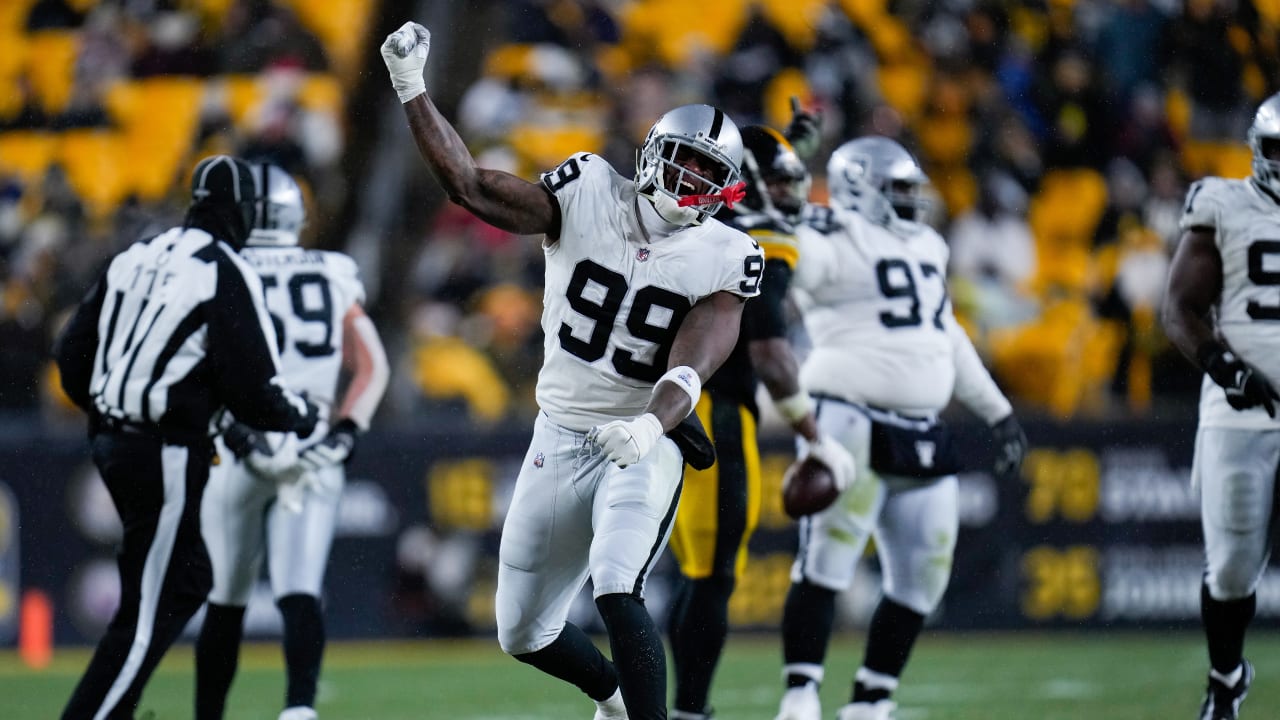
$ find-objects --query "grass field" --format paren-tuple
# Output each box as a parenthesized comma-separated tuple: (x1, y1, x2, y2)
(4, 631, 1279, 719)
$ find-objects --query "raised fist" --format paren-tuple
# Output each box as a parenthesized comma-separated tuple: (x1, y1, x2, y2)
(381, 21, 430, 103)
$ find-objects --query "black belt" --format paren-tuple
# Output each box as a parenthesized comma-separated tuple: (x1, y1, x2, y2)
(92, 414, 208, 447)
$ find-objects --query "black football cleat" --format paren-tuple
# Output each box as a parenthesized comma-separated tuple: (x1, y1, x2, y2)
(1199, 660, 1253, 720)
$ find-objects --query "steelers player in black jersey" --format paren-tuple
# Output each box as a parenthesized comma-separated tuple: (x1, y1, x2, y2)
(666, 107, 850, 720)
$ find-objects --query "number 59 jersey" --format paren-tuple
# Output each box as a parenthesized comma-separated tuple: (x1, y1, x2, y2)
(237, 246, 365, 411)
(793, 208, 956, 414)
(536, 153, 763, 431)
(1181, 176, 1280, 429)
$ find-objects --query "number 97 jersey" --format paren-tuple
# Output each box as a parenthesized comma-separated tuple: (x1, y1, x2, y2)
(238, 247, 366, 410)
(1181, 176, 1280, 429)
(536, 152, 763, 431)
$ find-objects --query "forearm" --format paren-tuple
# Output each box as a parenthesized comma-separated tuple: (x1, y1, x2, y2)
(1162, 297, 1217, 367)
(403, 94, 481, 206)
(643, 293, 743, 431)
(337, 313, 389, 430)
(950, 324, 1012, 424)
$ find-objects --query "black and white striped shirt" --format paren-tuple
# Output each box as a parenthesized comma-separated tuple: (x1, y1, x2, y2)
(56, 227, 310, 440)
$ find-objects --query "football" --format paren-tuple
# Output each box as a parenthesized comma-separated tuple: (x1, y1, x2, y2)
(781, 455, 841, 519)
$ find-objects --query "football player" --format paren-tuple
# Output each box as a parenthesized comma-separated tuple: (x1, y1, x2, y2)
(1161, 91, 1280, 720)
(773, 137, 1026, 720)
(382, 22, 763, 720)
(667, 116, 853, 720)
(194, 164, 390, 720)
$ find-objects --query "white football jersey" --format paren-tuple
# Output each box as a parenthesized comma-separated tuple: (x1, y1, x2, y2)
(794, 209, 958, 414)
(536, 152, 763, 430)
(237, 246, 366, 412)
(1181, 176, 1280, 429)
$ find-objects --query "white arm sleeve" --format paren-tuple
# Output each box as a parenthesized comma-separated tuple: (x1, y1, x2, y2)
(949, 320, 1012, 424)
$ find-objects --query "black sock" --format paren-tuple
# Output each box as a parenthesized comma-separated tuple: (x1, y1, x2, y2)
(278, 594, 325, 709)
(597, 592, 666, 720)
(668, 575, 735, 714)
(782, 580, 836, 680)
(513, 622, 619, 702)
(852, 596, 925, 704)
(195, 603, 246, 720)
(1202, 583, 1256, 675)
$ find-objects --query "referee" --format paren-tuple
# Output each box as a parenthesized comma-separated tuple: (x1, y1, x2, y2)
(53, 154, 319, 720)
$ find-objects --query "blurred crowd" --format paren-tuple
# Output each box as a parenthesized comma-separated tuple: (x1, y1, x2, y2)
(0, 0, 367, 423)
(4, 0, 1280, 431)
(400, 0, 1280, 425)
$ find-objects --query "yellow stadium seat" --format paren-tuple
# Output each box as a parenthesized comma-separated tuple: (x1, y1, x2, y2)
(840, 0, 887, 29)
(876, 62, 930, 120)
(411, 336, 511, 424)
(1028, 168, 1107, 247)
(917, 115, 973, 165)
(25, 30, 79, 115)
(763, 68, 810, 131)
(127, 77, 204, 200)
(484, 44, 536, 80)
(59, 130, 131, 218)
(298, 73, 342, 116)
(219, 74, 267, 128)
(508, 122, 605, 175)
(1165, 88, 1190, 142)
(760, 0, 827, 51)
(865, 14, 914, 62)
(929, 165, 976, 216)
(0, 0, 38, 33)
(1215, 143, 1253, 179)
(281, 0, 375, 80)
(619, 0, 748, 68)
(0, 131, 59, 184)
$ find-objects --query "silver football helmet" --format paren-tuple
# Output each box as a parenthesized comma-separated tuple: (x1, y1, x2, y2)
(826, 136, 929, 226)
(247, 163, 306, 246)
(1249, 92, 1280, 197)
(635, 104, 743, 225)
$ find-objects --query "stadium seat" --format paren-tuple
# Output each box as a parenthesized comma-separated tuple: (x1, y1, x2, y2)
(1028, 168, 1107, 247)
(877, 62, 930, 121)
(508, 121, 605, 176)
(0, 131, 58, 185)
(760, 0, 828, 50)
(58, 130, 131, 218)
(763, 68, 811, 131)
(840, 0, 888, 30)
(24, 30, 79, 115)
(0, 33, 30, 121)
(411, 336, 511, 424)
(282, 0, 375, 79)
(0, 0, 38, 33)
(917, 115, 973, 165)
(618, 0, 748, 68)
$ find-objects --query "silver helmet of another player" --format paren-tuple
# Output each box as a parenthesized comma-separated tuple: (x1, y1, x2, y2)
(248, 163, 306, 246)
(1249, 92, 1280, 198)
(827, 136, 929, 226)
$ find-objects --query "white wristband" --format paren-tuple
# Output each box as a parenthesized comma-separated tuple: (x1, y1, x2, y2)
(657, 365, 701, 417)
(774, 391, 814, 424)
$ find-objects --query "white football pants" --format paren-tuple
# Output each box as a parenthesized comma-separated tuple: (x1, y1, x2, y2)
(496, 412, 683, 655)
(202, 436, 344, 606)
(1193, 426, 1280, 600)
(791, 399, 958, 616)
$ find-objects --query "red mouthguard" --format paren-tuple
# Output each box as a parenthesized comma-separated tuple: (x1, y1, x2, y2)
(677, 181, 747, 209)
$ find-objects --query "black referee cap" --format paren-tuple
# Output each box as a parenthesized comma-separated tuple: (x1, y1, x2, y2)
(190, 155, 255, 207)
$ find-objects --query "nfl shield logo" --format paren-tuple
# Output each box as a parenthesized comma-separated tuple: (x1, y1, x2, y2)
(636, 247, 650, 262)
(533, 452, 545, 468)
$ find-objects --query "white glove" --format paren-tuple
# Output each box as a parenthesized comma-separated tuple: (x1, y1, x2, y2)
(298, 419, 359, 472)
(802, 433, 856, 491)
(381, 21, 430, 103)
(588, 413, 664, 468)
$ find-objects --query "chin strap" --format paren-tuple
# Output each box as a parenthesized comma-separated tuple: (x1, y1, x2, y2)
(677, 181, 747, 209)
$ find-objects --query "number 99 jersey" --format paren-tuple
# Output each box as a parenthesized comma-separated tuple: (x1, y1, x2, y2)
(1181, 176, 1280, 429)
(536, 152, 763, 431)
(237, 247, 366, 412)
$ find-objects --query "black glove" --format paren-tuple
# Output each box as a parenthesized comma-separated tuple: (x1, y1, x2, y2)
(784, 96, 823, 161)
(299, 418, 360, 471)
(990, 414, 1027, 481)
(291, 392, 322, 439)
(1199, 341, 1279, 417)
(222, 422, 270, 459)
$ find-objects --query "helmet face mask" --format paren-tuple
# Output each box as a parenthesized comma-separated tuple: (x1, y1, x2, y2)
(1250, 93, 1280, 198)
(247, 163, 306, 246)
(826, 136, 929, 226)
(635, 104, 743, 224)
